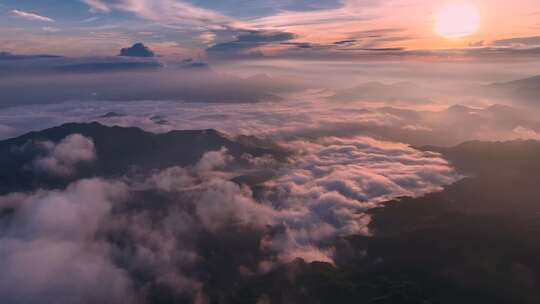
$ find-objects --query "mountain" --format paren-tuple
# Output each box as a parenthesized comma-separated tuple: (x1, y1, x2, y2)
(0, 122, 286, 194)
(492, 75, 540, 90)
(422, 139, 540, 176)
(371, 104, 540, 147)
(221, 139, 540, 304)
(489, 75, 540, 104)
(3, 123, 540, 303)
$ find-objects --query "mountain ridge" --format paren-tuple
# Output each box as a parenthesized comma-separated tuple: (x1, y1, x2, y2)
(0, 122, 286, 194)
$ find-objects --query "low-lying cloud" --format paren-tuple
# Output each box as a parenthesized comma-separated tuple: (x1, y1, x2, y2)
(0, 179, 135, 304)
(3, 92, 540, 147)
(0, 134, 459, 302)
(32, 134, 96, 177)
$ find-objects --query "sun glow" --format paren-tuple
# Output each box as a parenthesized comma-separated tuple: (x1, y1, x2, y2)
(435, 2, 480, 38)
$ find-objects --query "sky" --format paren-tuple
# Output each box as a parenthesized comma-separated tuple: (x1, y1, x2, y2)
(1, 0, 539, 59)
(1, 0, 540, 141)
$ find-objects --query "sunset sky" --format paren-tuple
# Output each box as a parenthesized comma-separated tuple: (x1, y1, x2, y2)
(1, 0, 539, 59)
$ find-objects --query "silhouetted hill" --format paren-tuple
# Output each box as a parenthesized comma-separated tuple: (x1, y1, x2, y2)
(422, 139, 540, 176)
(492, 75, 540, 90)
(489, 75, 540, 104)
(0, 122, 286, 193)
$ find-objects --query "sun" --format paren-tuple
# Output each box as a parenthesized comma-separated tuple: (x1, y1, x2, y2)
(435, 2, 480, 38)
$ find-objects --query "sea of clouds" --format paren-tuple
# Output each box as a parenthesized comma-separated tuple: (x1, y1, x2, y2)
(0, 131, 460, 303)
(1, 57, 538, 302)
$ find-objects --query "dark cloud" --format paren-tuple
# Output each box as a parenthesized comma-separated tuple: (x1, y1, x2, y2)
(177, 58, 212, 71)
(0, 51, 62, 60)
(266, 46, 540, 61)
(334, 39, 357, 45)
(349, 28, 405, 38)
(281, 42, 314, 49)
(204, 27, 415, 59)
(493, 36, 540, 46)
(55, 61, 163, 73)
(0, 54, 162, 76)
(207, 31, 295, 57)
(358, 47, 406, 51)
(119, 43, 156, 57)
(469, 40, 485, 47)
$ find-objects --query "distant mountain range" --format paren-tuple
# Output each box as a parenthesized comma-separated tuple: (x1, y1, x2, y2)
(308, 103, 540, 147)
(330, 75, 540, 108)
(488, 74, 540, 104)
(423, 139, 540, 177)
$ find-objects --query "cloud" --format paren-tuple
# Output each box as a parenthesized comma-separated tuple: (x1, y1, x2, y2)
(281, 42, 314, 49)
(82, 0, 238, 30)
(2, 56, 540, 147)
(10, 10, 55, 22)
(513, 126, 540, 140)
(81, 0, 373, 32)
(77, 0, 392, 59)
(141, 139, 459, 264)
(195, 147, 232, 172)
(251, 136, 458, 265)
(469, 40, 485, 47)
(0, 133, 459, 302)
(120, 42, 156, 57)
(271, 136, 458, 202)
(83, 0, 112, 12)
(493, 36, 540, 47)
(0, 124, 18, 139)
(0, 57, 304, 107)
(55, 60, 163, 73)
(0, 52, 62, 60)
(246, 0, 380, 29)
(334, 39, 357, 45)
(207, 30, 295, 57)
(3, 89, 540, 148)
(0, 53, 163, 76)
(0, 175, 203, 303)
(0, 179, 135, 304)
(183, 0, 343, 18)
(33, 134, 96, 177)
(42, 26, 61, 33)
